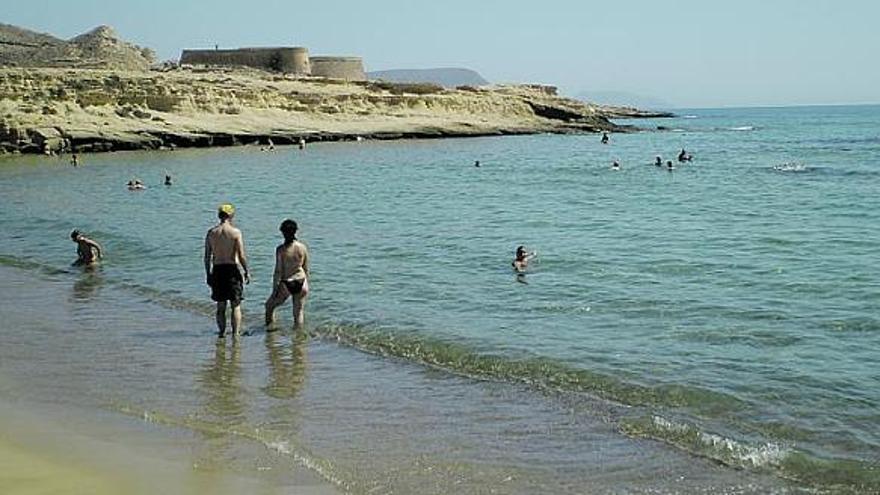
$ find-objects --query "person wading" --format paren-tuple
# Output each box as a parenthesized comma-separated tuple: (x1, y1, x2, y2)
(204, 203, 250, 338)
(264, 219, 310, 329)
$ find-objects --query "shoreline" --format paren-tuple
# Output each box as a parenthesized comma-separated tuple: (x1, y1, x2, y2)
(0, 398, 339, 495)
(0, 66, 673, 156)
(0, 261, 793, 494)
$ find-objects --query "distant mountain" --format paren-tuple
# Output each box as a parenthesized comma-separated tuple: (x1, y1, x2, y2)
(0, 23, 155, 70)
(366, 68, 489, 87)
(576, 90, 672, 110)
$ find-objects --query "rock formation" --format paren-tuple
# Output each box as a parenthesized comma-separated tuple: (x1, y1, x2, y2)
(0, 66, 635, 154)
(0, 23, 669, 155)
(367, 68, 490, 88)
(0, 23, 155, 70)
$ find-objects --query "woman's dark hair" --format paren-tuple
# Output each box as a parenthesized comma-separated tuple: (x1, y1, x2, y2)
(70, 229, 81, 240)
(280, 219, 298, 245)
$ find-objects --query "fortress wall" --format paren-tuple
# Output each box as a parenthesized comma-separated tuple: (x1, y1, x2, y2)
(310, 56, 366, 81)
(280, 47, 310, 75)
(180, 47, 310, 74)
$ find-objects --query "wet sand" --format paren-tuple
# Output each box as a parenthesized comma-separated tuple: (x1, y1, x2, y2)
(0, 399, 339, 495)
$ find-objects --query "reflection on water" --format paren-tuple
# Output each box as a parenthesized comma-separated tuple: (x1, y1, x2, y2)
(199, 341, 245, 424)
(262, 329, 310, 438)
(71, 266, 103, 303)
(264, 329, 308, 400)
(194, 341, 244, 471)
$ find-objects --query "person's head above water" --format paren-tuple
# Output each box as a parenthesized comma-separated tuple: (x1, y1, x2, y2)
(516, 245, 527, 258)
(218, 203, 235, 221)
(70, 229, 81, 241)
(279, 218, 298, 244)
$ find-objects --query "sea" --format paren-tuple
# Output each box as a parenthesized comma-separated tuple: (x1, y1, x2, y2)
(0, 105, 878, 494)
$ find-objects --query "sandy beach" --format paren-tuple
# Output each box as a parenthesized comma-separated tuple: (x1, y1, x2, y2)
(0, 395, 339, 495)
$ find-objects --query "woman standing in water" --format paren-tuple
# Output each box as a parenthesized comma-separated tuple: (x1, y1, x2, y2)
(264, 219, 310, 328)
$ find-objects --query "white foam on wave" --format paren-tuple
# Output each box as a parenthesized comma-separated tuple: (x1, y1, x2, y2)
(650, 415, 789, 468)
(116, 404, 351, 491)
(773, 162, 809, 172)
(729, 126, 755, 131)
(263, 438, 351, 490)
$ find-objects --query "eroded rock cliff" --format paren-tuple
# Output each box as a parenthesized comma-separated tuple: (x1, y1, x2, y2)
(0, 66, 629, 154)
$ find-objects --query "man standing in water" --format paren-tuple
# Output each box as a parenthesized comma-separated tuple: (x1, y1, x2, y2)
(205, 203, 250, 338)
(70, 229, 103, 266)
(265, 219, 310, 329)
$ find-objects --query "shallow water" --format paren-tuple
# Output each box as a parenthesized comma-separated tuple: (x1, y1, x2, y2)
(1, 104, 878, 493)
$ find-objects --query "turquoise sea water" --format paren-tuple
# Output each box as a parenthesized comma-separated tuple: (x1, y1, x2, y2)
(1, 105, 878, 493)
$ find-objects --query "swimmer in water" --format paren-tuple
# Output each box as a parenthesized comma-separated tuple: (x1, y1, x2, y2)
(611, 160, 621, 170)
(474, 160, 481, 167)
(655, 156, 663, 167)
(512, 245, 536, 272)
(70, 229, 103, 266)
(678, 148, 692, 162)
(164, 174, 172, 186)
(600, 132, 609, 144)
(667, 160, 675, 171)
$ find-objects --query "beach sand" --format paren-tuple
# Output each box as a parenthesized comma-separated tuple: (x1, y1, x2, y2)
(0, 397, 339, 495)
(0, 436, 133, 495)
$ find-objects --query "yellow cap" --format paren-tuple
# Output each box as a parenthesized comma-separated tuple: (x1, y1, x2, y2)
(218, 203, 235, 216)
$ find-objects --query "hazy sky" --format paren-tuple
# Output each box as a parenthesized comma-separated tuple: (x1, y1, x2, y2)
(4, 0, 879, 107)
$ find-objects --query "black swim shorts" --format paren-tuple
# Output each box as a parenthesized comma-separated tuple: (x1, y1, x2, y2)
(210, 264, 243, 304)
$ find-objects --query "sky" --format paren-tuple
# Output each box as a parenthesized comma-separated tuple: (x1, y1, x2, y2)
(3, 0, 879, 108)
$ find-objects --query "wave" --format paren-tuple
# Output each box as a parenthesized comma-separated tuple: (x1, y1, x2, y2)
(0, 254, 72, 276)
(621, 415, 789, 469)
(769, 163, 880, 178)
(112, 404, 352, 492)
(773, 162, 810, 173)
(728, 126, 756, 131)
(621, 415, 880, 492)
(310, 322, 744, 415)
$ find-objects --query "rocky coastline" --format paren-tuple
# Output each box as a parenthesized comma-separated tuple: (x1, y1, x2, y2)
(0, 22, 673, 156)
(0, 66, 673, 156)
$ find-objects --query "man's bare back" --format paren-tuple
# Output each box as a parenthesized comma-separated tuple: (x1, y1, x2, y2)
(205, 222, 245, 267)
(204, 205, 250, 338)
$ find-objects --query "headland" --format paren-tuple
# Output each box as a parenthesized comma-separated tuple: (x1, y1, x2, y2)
(0, 23, 671, 155)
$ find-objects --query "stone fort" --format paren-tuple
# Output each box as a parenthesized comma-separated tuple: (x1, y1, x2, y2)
(179, 46, 366, 80)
